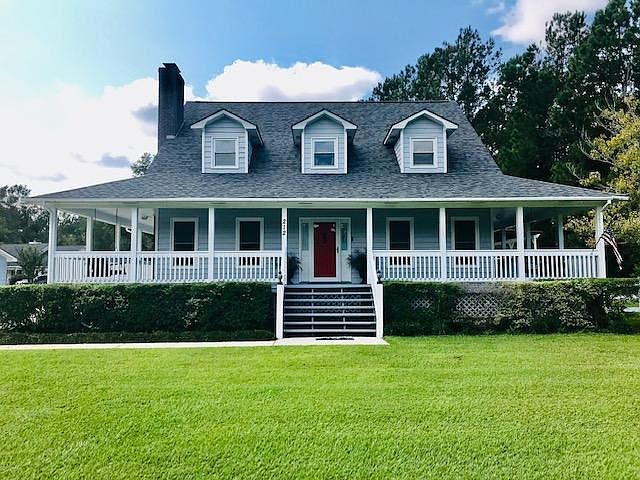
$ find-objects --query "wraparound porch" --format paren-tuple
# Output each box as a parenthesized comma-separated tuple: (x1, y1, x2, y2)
(45, 202, 607, 285)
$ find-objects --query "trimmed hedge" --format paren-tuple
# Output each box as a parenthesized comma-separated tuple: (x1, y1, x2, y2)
(0, 283, 274, 338)
(384, 278, 639, 335)
(384, 282, 463, 335)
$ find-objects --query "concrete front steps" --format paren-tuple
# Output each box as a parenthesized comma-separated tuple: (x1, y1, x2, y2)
(283, 284, 376, 337)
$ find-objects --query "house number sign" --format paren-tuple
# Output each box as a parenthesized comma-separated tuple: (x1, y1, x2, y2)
(281, 218, 287, 236)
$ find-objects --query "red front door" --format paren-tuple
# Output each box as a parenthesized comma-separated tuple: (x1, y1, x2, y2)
(314, 222, 337, 278)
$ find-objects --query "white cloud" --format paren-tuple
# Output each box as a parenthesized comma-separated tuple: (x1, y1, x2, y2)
(491, 0, 607, 44)
(204, 60, 381, 101)
(0, 60, 380, 195)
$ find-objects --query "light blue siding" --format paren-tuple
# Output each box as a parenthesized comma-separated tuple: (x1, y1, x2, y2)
(0, 256, 6, 285)
(303, 117, 346, 174)
(402, 117, 446, 173)
(447, 208, 492, 250)
(373, 208, 492, 250)
(158, 209, 208, 251)
(203, 116, 247, 174)
(157, 208, 282, 252)
(213, 209, 281, 251)
(373, 209, 439, 250)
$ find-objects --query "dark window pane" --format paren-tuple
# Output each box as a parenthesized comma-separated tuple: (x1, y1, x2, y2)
(173, 221, 196, 251)
(239, 221, 261, 251)
(413, 152, 434, 165)
(454, 220, 477, 250)
(389, 220, 411, 250)
(314, 152, 335, 166)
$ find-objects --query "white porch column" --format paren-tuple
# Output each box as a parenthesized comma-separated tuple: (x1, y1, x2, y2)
(516, 206, 526, 279)
(46, 207, 57, 284)
(130, 207, 139, 282)
(281, 207, 288, 284)
(114, 222, 121, 252)
(85, 216, 93, 252)
(557, 214, 565, 250)
(208, 207, 215, 281)
(439, 207, 447, 280)
(366, 207, 374, 281)
(595, 205, 606, 278)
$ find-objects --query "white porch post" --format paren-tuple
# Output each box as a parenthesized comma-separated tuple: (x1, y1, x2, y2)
(281, 207, 288, 284)
(114, 222, 121, 252)
(130, 207, 139, 282)
(516, 206, 526, 279)
(276, 207, 287, 340)
(557, 214, 565, 249)
(208, 207, 215, 281)
(595, 205, 606, 278)
(367, 207, 384, 338)
(366, 207, 374, 281)
(439, 207, 447, 279)
(46, 207, 57, 284)
(85, 216, 93, 252)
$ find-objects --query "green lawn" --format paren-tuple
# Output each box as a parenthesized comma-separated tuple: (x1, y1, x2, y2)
(1, 335, 639, 479)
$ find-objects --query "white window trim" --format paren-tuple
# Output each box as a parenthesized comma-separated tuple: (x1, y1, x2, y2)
(410, 137, 438, 169)
(386, 217, 414, 250)
(450, 216, 480, 251)
(235, 217, 265, 251)
(311, 136, 339, 170)
(170, 217, 199, 252)
(211, 136, 240, 169)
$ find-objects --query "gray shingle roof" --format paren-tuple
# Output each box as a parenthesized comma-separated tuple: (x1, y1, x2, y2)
(33, 101, 612, 201)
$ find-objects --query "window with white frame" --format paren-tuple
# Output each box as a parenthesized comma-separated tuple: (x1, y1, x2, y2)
(387, 219, 413, 250)
(236, 218, 263, 251)
(313, 138, 336, 167)
(236, 218, 263, 266)
(411, 138, 435, 166)
(452, 218, 478, 250)
(172, 220, 197, 251)
(212, 138, 237, 167)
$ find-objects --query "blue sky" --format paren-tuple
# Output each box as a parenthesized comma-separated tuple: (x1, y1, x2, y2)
(0, 0, 608, 194)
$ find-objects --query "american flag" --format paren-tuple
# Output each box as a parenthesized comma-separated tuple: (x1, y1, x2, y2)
(598, 227, 623, 270)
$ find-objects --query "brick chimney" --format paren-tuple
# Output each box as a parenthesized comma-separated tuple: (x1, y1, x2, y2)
(157, 63, 184, 149)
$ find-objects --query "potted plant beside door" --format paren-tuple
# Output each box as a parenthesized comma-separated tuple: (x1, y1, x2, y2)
(347, 250, 367, 283)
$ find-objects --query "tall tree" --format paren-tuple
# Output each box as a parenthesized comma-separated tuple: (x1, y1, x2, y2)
(0, 185, 48, 243)
(16, 245, 46, 282)
(370, 27, 501, 121)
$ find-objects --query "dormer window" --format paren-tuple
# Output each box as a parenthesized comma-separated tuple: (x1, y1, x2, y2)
(384, 109, 458, 174)
(313, 138, 337, 167)
(292, 109, 357, 175)
(213, 138, 238, 168)
(411, 139, 436, 167)
(191, 109, 263, 174)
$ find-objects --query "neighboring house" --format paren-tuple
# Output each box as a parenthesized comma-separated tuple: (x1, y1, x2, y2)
(28, 63, 625, 338)
(0, 249, 14, 285)
(0, 242, 48, 282)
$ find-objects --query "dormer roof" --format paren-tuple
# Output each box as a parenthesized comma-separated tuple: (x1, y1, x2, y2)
(383, 109, 458, 145)
(291, 109, 357, 146)
(191, 109, 263, 146)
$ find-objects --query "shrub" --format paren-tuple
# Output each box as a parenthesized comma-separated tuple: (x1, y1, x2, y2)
(0, 283, 274, 337)
(383, 278, 638, 335)
(384, 281, 463, 335)
(497, 278, 638, 333)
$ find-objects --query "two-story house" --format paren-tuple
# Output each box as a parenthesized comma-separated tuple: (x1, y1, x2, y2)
(29, 63, 624, 338)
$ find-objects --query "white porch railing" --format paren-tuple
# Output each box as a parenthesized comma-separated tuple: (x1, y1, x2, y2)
(524, 249, 598, 280)
(53, 251, 282, 284)
(54, 251, 132, 284)
(374, 249, 600, 282)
